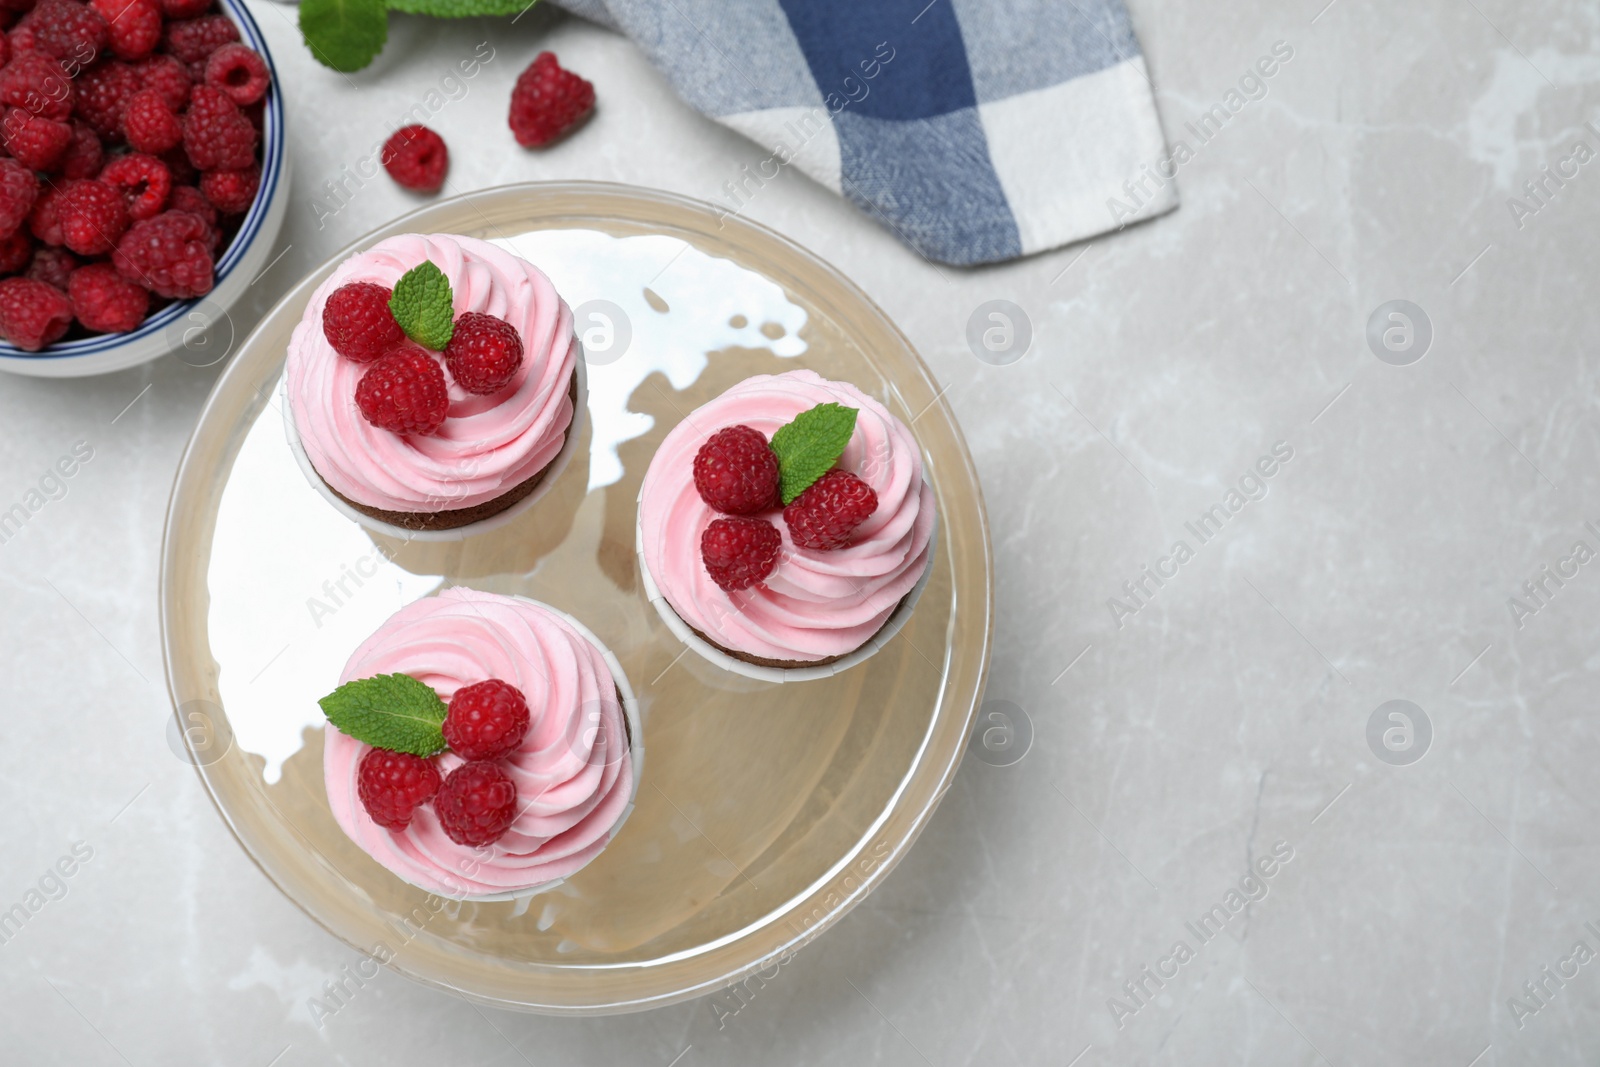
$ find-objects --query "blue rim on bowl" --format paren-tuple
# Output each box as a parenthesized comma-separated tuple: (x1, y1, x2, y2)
(0, 0, 288, 375)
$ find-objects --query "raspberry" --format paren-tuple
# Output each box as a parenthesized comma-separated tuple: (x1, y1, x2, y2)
(29, 0, 106, 63)
(89, 0, 158, 60)
(442, 679, 530, 761)
(380, 123, 446, 193)
(73, 58, 139, 137)
(322, 280, 401, 362)
(157, 0, 208, 18)
(0, 227, 32, 272)
(57, 176, 126, 254)
(782, 470, 879, 551)
(99, 150, 168, 219)
(202, 42, 266, 106)
(354, 346, 448, 435)
(0, 155, 38, 236)
(0, 52, 74, 120)
(181, 83, 253, 170)
(134, 53, 188, 110)
(508, 51, 594, 148)
(198, 161, 254, 213)
(693, 425, 779, 516)
(121, 86, 179, 152)
(111, 208, 211, 297)
(67, 260, 145, 331)
(165, 180, 208, 222)
(701, 516, 782, 591)
(25, 243, 75, 288)
(7, 23, 34, 55)
(1, 106, 70, 168)
(57, 119, 101, 176)
(356, 748, 441, 832)
(434, 760, 518, 847)
(27, 181, 61, 242)
(161, 13, 234, 66)
(443, 311, 521, 394)
(0, 275, 70, 349)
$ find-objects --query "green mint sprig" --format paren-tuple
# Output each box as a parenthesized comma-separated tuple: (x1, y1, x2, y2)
(770, 402, 859, 504)
(299, 0, 530, 72)
(318, 673, 447, 756)
(389, 261, 455, 350)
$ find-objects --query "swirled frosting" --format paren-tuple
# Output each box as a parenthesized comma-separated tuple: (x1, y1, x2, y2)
(638, 370, 934, 663)
(286, 233, 576, 513)
(324, 588, 635, 898)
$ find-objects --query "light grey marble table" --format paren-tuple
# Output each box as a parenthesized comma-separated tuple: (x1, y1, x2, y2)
(4, 1, 1598, 1064)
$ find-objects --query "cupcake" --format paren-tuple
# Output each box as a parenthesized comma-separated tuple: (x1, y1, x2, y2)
(320, 588, 641, 900)
(637, 370, 936, 680)
(284, 233, 582, 536)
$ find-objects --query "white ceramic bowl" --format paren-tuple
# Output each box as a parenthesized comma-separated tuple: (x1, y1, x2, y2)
(0, 0, 290, 378)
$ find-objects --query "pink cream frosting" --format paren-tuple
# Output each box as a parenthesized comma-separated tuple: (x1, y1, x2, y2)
(324, 588, 635, 898)
(638, 370, 934, 663)
(286, 233, 576, 513)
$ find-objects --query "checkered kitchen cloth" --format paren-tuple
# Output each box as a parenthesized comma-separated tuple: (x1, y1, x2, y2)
(551, 0, 1176, 266)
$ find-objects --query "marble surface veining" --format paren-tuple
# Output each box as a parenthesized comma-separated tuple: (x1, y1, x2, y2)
(1, 1, 1598, 1063)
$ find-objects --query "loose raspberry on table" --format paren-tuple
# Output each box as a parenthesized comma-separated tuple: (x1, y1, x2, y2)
(0, 155, 39, 236)
(25, 243, 77, 289)
(57, 176, 127, 254)
(161, 13, 235, 66)
(157, 0, 209, 19)
(181, 83, 253, 170)
(443, 311, 522, 395)
(1, 106, 71, 169)
(198, 161, 254, 214)
(322, 280, 401, 363)
(29, 0, 107, 63)
(67, 260, 146, 331)
(57, 120, 103, 177)
(134, 53, 189, 110)
(508, 51, 594, 148)
(443, 679, 530, 761)
(701, 515, 782, 591)
(354, 346, 449, 435)
(99, 150, 169, 219)
(380, 123, 445, 193)
(782, 469, 879, 551)
(121, 86, 179, 152)
(89, 0, 159, 60)
(357, 748, 441, 832)
(0, 228, 32, 273)
(0, 52, 74, 121)
(73, 58, 139, 138)
(0, 275, 71, 349)
(203, 41, 266, 106)
(27, 183, 62, 242)
(693, 425, 780, 516)
(434, 760, 518, 847)
(112, 208, 212, 297)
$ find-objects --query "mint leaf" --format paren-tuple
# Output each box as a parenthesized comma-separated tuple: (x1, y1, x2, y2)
(318, 673, 447, 756)
(388, 0, 531, 14)
(298, 0, 387, 73)
(770, 402, 859, 504)
(389, 261, 455, 350)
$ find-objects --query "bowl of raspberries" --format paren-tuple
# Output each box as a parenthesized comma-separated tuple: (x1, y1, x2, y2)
(0, 0, 286, 376)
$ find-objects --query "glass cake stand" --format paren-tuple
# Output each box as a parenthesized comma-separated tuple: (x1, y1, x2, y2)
(160, 181, 993, 1014)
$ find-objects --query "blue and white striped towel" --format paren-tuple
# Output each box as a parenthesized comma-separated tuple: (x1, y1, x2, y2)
(553, 0, 1176, 265)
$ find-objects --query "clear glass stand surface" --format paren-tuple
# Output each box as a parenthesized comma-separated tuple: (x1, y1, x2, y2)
(160, 182, 993, 1014)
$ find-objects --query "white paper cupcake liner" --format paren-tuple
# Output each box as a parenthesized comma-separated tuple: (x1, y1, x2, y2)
(280, 347, 588, 544)
(636, 495, 938, 684)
